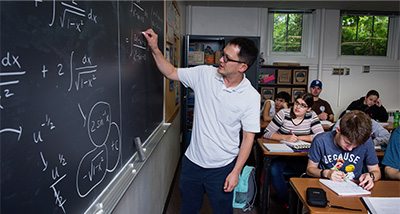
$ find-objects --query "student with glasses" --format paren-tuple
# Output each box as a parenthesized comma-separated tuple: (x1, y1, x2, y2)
(263, 92, 324, 209)
(143, 29, 260, 214)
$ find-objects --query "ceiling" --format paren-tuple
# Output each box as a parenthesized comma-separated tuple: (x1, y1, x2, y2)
(182, 0, 400, 12)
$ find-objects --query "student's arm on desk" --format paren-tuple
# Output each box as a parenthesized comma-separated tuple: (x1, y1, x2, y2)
(224, 131, 254, 192)
(359, 164, 381, 190)
(261, 101, 273, 122)
(328, 113, 334, 122)
(143, 29, 179, 81)
(385, 166, 400, 180)
(297, 135, 312, 142)
(306, 159, 347, 182)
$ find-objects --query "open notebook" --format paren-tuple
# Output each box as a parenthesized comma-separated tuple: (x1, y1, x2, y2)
(319, 179, 371, 196)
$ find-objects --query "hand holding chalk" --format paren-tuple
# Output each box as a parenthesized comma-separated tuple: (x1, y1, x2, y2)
(141, 31, 152, 37)
(142, 29, 158, 51)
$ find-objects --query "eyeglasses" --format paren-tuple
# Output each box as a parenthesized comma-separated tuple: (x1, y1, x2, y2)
(294, 100, 308, 108)
(221, 52, 246, 64)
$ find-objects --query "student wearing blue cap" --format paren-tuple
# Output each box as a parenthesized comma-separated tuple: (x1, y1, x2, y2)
(309, 80, 334, 122)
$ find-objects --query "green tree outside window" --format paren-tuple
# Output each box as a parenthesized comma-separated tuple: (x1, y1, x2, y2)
(272, 13, 303, 52)
(341, 15, 389, 56)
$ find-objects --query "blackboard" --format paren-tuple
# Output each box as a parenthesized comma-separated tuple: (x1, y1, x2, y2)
(0, 1, 164, 213)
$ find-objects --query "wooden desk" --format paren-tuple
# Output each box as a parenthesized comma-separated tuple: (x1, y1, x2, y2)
(256, 138, 308, 214)
(260, 119, 270, 129)
(322, 124, 333, 131)
(383, 121, 396, 132)
(289, 178, 400, 213)
(256, 138, 385, 214)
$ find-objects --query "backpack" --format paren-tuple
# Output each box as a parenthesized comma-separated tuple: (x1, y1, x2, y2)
(232, 165, 257, 212)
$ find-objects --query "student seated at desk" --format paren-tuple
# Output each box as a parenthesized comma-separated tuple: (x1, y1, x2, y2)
(382, 127, 400, 180)
(260, 91, 291, 122)
(309, 79, 335, 122)
(263, 92, 324, 207)
(332, 116, 391, 146)
(307, 110, 381, 191)
(343, 89, 388, 122)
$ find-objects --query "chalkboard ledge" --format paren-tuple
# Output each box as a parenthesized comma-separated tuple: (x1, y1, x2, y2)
(84, 123, 171, 214)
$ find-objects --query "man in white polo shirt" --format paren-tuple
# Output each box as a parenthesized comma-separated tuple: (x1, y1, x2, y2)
(144, 29, 260, 213)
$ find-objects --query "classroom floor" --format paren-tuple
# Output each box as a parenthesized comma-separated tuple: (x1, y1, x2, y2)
(163, 161, 287, 214)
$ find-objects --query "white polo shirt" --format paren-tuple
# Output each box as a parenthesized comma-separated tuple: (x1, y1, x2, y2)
(178, 65, 260, 168)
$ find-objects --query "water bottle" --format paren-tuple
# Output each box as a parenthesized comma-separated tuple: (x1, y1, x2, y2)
(394, 110, 399, 128)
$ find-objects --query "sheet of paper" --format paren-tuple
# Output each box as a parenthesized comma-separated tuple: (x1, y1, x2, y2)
(361, 197, 400, 214)
(319, 179, 371, 196)
(320, 120, 333, 126)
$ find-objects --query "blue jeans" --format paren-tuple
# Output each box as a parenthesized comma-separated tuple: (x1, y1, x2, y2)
(179, 156, 236, 214)
(270, 157, 307, 204)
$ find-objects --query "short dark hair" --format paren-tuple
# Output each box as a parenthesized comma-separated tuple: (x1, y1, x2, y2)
(227, 37, 259, 69)
(276, 91, 291, 103)
(339, 110, 372, 146)
(366, 90, 379, 98)
(290, 92, 313, 118)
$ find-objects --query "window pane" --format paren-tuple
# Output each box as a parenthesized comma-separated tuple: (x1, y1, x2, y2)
(372, 16, 389, 56)
(272, 13, 303, 52)
(341, 15, 389, 56)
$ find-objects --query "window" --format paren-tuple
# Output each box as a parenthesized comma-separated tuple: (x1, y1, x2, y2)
(272, 13, 303, 52)
(341, 13, 389, 56)
(268, 10, 314, 56)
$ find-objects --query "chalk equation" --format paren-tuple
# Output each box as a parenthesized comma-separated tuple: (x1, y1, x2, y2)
(35, 0, 99, 33)
(126, 0, 163, 64)
(1, 52, 26, 110)
(68, 51, 97, 92)
(33, 114, 56, 144)
(32, 114, 68, 213)
(76, 101, 122, 197)
(128, 31, 148, 64)
(40, 51, 98, 91)
(150, 6, 163, 32)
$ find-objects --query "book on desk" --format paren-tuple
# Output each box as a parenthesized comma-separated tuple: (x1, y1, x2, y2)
(263, 143, 294, 152)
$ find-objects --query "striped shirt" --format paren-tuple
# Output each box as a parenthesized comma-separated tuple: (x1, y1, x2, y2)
(263, 108, 324, 140)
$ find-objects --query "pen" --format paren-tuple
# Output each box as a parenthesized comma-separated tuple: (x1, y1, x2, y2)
(334, 166, 347, 182)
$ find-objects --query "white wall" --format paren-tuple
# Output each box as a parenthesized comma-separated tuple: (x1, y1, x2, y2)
(186, 6, 400, 121)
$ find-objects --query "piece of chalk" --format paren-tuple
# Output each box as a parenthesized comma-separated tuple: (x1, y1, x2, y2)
(141, 32, 152, 37)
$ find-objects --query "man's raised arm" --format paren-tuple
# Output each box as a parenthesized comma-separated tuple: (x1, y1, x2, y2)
(143, 29, 179, 81)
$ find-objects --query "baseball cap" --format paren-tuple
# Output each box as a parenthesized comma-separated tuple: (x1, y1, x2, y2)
(310, 80, 322, 88)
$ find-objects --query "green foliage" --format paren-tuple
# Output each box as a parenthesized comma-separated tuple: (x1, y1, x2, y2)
(341, 15, 389, 56)
(272, 13, 303, 52)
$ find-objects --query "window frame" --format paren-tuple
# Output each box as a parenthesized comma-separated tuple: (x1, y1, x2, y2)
(267, 10, 314, 57)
